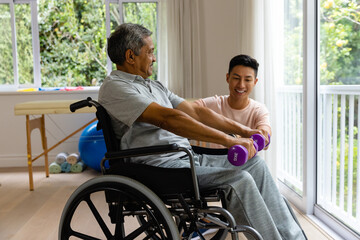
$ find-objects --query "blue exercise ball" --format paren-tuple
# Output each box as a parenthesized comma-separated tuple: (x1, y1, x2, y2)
(78, 121, 107, 172)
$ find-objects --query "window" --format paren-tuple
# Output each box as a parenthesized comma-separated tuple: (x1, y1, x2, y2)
(0, 3, 13, 86)
(0, 1, 36, 88)
(317, 0, 360, 236)
(0, 0, 158, 90)
(16, 3, 34, 86)
(38, 0, 107, 87)
(277, 0, 360, 237)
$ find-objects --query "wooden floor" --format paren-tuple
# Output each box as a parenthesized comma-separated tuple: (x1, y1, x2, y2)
(0, 167, 334, 240)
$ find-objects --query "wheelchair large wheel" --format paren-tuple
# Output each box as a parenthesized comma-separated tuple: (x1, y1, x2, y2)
(59, 175, 179, 240)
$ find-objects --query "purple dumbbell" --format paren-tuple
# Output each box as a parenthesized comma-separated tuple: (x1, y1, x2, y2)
(250, 134, 266, 151)
(228, 141, 259, 166)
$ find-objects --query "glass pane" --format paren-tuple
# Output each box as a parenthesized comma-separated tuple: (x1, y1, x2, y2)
(277, 0, 304, 196)
(0, 4, 14, 85)
(123, 2, 158, 80)
(38, 0, 107, 87)
(317, 0, 360, 234)
(319, 1, 360, 85)
(109, 2, 120, 31)
(15, 4, 34, 86)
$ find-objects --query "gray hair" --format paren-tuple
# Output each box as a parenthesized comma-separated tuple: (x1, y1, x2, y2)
(107, 23, 152, 65)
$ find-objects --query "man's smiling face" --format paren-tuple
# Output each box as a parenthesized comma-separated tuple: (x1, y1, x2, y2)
(226, 65, 258, 106)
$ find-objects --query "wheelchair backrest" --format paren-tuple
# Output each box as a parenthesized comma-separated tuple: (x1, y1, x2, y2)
(94, 104, 120, 153)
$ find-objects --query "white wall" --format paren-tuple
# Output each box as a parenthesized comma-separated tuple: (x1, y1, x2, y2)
(0, 0, 243, 168)
(198, 0, 242, 98)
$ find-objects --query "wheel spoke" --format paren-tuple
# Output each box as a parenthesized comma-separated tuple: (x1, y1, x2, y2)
(85, 195, 113, 239)
(142, 204, 167, 239)
(71, 229, 102, 240)
(114, 202, 125, 239)
(124, 219, 154, 239)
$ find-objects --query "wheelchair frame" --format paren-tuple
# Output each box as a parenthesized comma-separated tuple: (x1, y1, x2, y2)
(58, 97, 263, 240)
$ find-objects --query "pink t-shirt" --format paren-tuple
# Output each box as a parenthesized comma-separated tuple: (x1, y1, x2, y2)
(194, 95, 271, 148)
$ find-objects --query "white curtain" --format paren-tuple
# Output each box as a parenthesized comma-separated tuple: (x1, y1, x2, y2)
(237, 0, 282, 178)
(159, 0, 281, 178)
(158, 0, 202, 98)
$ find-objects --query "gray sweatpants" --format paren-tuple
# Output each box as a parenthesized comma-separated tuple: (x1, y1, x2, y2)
(161, 153, 307, 240)
(197, 154, 306, 240)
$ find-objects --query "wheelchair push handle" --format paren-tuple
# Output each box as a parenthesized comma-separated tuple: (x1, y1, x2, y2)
(70, 97, 93, 112)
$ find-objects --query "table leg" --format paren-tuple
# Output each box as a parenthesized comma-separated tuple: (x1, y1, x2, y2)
(40, 115, 49, 178)
(26, 115, 34, 191)
(25, 114, 48, 190)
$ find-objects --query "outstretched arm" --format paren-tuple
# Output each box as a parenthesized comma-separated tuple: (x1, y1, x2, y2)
(176, 100, 261, 138)
(136, 101, 257, 158)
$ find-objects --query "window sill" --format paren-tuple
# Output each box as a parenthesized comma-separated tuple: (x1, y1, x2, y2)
(0, 86, 99, 96)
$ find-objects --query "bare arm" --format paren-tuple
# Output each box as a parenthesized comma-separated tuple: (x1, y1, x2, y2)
(136, 102, 257, 158)
(176, 100, 261, 138)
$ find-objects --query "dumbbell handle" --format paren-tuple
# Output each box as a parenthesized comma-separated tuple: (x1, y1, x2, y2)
(228, 141, 258, 166)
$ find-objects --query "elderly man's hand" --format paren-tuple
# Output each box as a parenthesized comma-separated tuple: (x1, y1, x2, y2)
(226, 137, 257, 160)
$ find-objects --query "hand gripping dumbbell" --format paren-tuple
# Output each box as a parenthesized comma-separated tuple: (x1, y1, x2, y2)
(250, 133, 267, 151)
(227, 134, 266, 166)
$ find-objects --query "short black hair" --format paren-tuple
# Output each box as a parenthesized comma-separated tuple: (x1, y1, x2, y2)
(107, 23, 152, 65)
(228, 54, 259, 77)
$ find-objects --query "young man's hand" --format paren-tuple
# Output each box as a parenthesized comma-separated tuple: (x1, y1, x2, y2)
(258, 129, 271, 150)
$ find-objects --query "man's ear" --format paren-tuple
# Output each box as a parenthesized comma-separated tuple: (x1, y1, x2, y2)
(254, 78, 258, 85)
(226, 73, 230, 83)
(125, 49, 135, 64)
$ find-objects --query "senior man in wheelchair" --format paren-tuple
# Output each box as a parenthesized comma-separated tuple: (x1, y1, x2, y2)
(98, 23, 307, 240)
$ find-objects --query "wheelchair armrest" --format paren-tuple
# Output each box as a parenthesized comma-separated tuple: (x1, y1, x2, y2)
(191, 145, 228, 155)
(104, 143, 180, 159)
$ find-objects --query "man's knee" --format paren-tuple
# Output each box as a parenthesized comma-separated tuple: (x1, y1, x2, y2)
(224, 170, 258, 191)
(243, 155, 268, 171)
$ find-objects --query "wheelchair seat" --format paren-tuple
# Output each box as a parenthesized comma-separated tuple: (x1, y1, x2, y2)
(58, 97, 263, 240)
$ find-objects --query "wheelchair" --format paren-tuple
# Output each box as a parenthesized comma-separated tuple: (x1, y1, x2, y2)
(58, 97, 263, 240)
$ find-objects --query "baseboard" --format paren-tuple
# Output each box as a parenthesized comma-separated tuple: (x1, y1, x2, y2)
(0, 154, 57, 167)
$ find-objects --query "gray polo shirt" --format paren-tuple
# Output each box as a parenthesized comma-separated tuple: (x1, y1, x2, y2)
(98, 70, 192, 166)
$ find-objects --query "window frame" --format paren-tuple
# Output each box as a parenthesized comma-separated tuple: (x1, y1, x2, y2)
(0, 0, 158, 91)
(277, 0, 317, 215)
